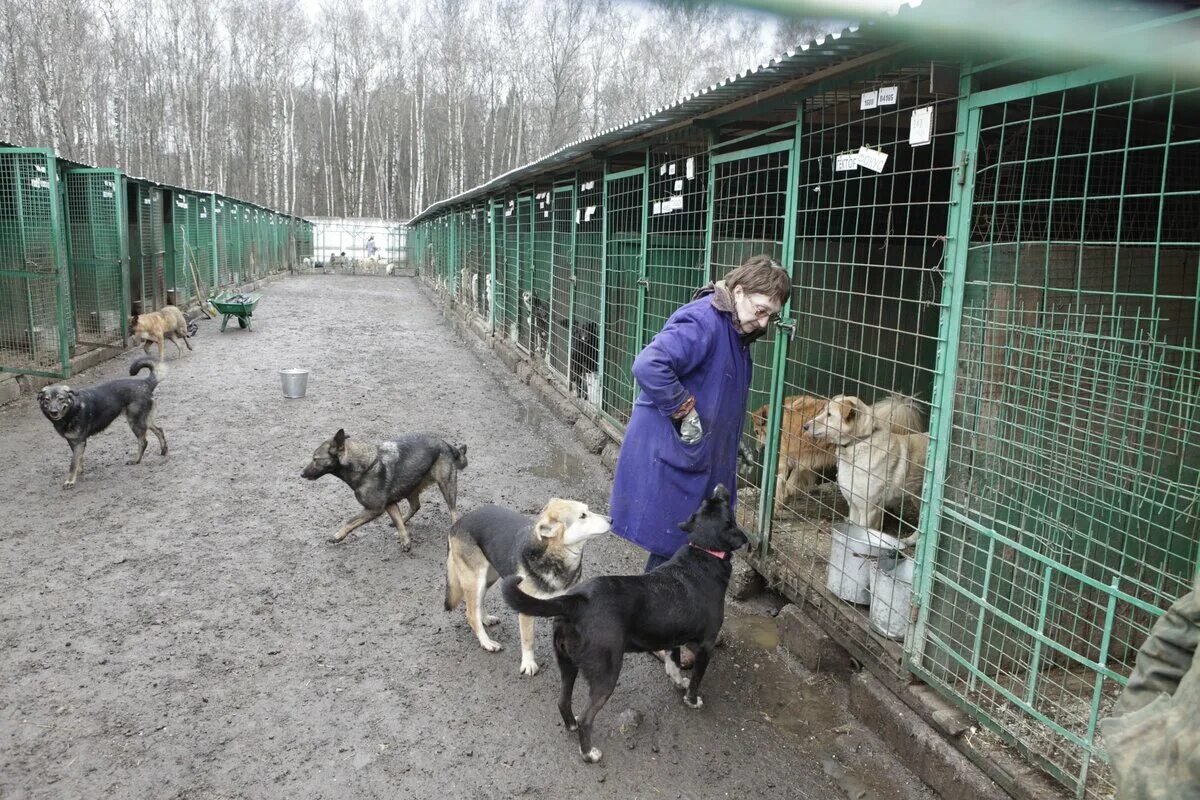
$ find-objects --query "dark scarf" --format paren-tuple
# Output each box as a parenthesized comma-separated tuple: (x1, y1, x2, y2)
(692, 280, 768, 346)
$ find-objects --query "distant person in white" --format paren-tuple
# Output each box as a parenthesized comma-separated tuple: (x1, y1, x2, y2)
(365, 236, 377, 259)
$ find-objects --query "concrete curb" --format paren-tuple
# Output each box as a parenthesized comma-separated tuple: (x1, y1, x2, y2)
(849, 672, 1008, 800)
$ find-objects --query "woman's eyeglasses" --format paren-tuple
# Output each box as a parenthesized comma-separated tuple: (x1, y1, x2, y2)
(751, 303, 781, 323)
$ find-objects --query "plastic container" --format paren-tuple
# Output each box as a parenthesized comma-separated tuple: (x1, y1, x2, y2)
(869, 554, 916, 640)
(826, 522, 903, 604)
(279, 368, 309, 399)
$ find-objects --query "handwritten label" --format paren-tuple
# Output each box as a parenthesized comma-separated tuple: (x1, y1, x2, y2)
(878, 86, 898, 106)
(860, 91, 878, 110)
(835, 153, 858, 172)
(909, 106, 933, 147)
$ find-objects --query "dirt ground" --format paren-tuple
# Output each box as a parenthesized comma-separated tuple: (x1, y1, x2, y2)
(0, 275, 938, 800)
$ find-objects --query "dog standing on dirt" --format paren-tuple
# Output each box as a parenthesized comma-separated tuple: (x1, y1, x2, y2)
(130, 305, 192, 362)
(502, 485, 748, 763)
(301, 430, 467, 550)
(802, 395, 928, 538)
(446, 499, 611, 676)
(38, 356, 168, 489)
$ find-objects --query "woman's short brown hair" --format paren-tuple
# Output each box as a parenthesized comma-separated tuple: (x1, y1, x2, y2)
(724, 255, 791, 304)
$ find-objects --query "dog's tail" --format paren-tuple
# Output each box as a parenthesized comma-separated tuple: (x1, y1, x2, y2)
(450, 443, 468, 470)
(501, 576, 586, 619)
(129, 355, 167, 387)
(872, 393, 923, 435)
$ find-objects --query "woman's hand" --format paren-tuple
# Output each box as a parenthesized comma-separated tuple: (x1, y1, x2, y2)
(679, 409, 703, 444)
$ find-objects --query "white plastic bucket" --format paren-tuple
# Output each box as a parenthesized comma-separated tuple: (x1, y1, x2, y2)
(869, 554, 916, 640)
(826, 522, 902, 604)
(279, 368, 309, 399)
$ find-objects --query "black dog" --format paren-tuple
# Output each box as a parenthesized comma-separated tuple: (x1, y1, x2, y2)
(523, 290, 550, 355)
(38, 355, 168, 489)
(502, 484, 748, 763)
(568, 320, 599, 401)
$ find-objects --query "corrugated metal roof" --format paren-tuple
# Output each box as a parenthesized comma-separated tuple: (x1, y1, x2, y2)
(407, 3, 918, 225)
(0, 140, 309, 223)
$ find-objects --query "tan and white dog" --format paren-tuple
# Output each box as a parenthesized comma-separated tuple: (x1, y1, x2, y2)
(445, 499, 611, 676)
(803, 395, 928, 540)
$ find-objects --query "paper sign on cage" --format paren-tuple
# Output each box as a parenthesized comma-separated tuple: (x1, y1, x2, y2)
(855, 146, 888, 173)
(860, 90, 878, 110)
(686, 158, 695, 179)
(653, 201, 662, 215)
(878, 86, 898, 106)
(674, 179, 683, 191)
(585, 206, 596, 221)
(909, 106, 934, 147)
(835, 153, 858, 172)
(668, 163, 676, 175)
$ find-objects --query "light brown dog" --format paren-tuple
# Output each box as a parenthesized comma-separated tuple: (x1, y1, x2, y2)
(131, 305, 192, 361)
(751, 395, 839, 512)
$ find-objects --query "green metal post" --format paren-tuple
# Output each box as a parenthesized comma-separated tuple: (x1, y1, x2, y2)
(597, 161, 609, 404)
(907, 68, 980, 658)
(47, 153, 72, 376)
(756, 110, 802, 555)
(635, 148, 651, 361)
(208, 193, 219, 290)
(488, 198, 497, 333)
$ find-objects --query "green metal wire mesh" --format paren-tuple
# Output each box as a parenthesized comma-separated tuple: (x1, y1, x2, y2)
(602, 169, 645, 426)
(0, 148, 72, 376)
(911, 67, 1200, 800)
(64, 168, 127, 348)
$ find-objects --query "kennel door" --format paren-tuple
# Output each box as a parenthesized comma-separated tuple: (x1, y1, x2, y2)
(64, 167, 129, 349)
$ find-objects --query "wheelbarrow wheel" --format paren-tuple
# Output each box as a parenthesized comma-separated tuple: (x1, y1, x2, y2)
(238, 317, 247, 329)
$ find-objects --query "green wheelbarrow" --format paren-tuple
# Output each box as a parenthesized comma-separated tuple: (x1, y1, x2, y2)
(212, 291, 263, 332)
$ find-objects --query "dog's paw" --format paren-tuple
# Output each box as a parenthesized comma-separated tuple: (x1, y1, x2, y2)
(484, 615, 500, 626)
(684, 694, 704, 710)
(663, 658, 690, 690)
(61, 479, 75, 490)
(581, 747, 602, 764)
(399, 539, 412, 552)
(480, 639, 503, 653)
(519, 657, 540, 677)
(125, 458, 139, 465)
(566, 716, 579, 732)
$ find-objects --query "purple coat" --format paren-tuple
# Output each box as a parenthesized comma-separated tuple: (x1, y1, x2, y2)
(609, 293, 752, 557)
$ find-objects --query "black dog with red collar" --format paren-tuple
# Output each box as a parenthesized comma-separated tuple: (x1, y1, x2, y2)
(502, 484, 749, 764)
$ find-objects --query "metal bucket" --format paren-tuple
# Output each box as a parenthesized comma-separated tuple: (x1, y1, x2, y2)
(869, 554, 916, 641)
(826, 522, 903, 604)
(279, 368, 309, 399)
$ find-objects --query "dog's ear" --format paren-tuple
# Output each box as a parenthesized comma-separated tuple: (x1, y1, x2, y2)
(457, 443, 468, 456)
(535, 500, 567, 539)
(751, 404, 768, 426)
(678, 513, 696, 533)
(331, 429, 347, 454)
(535, 518, 566, 539)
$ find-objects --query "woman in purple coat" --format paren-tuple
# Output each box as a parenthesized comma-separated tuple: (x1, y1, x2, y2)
(609, 255, 791, 575)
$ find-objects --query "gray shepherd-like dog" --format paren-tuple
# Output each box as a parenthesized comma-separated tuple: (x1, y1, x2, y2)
(302, 430, 468, 550)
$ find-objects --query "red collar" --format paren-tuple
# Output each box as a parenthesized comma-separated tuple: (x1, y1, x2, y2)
(690, 543, 727, 559)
